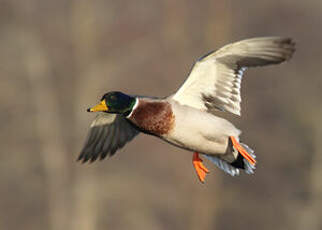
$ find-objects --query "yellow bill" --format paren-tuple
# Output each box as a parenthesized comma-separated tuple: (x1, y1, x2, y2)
(87, 100, 108, 112)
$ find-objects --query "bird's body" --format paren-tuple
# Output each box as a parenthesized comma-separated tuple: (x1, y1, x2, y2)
(79, 37, 295, 183)
(128, 98, 239, 160)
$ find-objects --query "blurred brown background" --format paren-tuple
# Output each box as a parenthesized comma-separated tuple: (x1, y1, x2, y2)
(1, 0, 322, 229)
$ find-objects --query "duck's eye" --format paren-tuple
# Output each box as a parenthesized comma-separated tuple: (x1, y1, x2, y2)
(110, 95, 117, 100)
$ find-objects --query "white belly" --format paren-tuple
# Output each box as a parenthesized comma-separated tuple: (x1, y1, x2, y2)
(162, 101, 241, 157)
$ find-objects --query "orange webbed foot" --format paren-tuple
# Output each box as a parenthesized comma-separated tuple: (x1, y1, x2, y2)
(192, 152, 209, 183)
(230, 136, 256, 165)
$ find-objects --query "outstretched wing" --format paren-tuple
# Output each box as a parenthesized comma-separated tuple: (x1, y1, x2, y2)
(78, 113, 139, 163)
(172, 37, 295, 116)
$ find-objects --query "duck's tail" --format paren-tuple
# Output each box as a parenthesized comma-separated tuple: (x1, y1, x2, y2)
(230, 141, 256, 175)
(204, 137, 256, 176)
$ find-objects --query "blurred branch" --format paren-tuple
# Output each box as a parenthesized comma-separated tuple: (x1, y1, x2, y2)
(70, 1, 100, 229)
(298, 108, 322, 230)
(25, 33, 71, 230)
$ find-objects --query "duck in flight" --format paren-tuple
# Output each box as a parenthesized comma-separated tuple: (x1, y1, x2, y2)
(78, 37, 295, 183)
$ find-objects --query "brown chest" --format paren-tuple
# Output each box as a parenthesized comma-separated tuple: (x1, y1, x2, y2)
(128, 100, 175, 136)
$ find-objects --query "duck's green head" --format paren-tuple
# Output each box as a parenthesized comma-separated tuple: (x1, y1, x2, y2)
(87, 91, 136, 116)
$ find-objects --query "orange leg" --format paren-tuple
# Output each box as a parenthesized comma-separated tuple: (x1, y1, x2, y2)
(192, 152, 209, 183)
(230, 136, 256, 165)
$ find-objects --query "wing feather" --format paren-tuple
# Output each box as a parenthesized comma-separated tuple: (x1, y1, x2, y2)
(172, 37, 295, 116)
(78, 113, 139, 163)
(100, 124, 114, 160)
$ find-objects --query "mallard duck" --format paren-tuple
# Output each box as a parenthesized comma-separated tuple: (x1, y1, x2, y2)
(78, 37, 295, 183)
